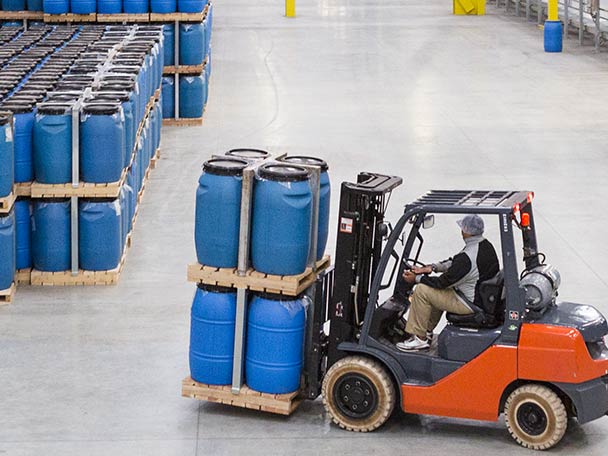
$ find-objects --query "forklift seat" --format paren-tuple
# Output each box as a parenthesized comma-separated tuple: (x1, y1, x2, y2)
(446, 271, 505, 329)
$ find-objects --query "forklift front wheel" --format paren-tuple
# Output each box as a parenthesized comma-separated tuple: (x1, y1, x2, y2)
(504, 384, 568, 450)
(322, 356, 395, 432)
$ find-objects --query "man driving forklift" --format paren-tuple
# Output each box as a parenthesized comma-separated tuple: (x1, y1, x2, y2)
(397, 214, 500, 351)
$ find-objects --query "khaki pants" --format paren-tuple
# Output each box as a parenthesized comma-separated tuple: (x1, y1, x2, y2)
(405, 284, 473, 339)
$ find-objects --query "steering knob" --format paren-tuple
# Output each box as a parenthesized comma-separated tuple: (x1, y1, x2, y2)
(377, 223, 389, 237)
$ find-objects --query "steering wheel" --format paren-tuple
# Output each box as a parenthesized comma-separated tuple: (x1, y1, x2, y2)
(402, 258, 426, 270)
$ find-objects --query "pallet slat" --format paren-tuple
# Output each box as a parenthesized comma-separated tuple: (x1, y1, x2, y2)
(44, 13, 97, 22)
(162, 117, 203, 127)
(163, 64, 204, 75)
(0, 191, 16, 214)
(97, 13, 150, 22)
(188, 256, 330, 296)
(0, 283, 16, 305)
(0, 11, 44, 20)
(181, 377, 301, 416)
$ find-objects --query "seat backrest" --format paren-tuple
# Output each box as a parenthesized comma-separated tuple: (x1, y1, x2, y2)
(477, 270, 505, 324)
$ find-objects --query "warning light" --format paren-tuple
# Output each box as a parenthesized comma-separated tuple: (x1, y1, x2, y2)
(521, 213, 530, 227)
(513, 203, 520, 214)
(527, 192, 534, 203)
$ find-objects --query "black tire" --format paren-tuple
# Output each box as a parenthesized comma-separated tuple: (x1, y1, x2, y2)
(322, 355, 395, 432)
(504, 384, 568, 450)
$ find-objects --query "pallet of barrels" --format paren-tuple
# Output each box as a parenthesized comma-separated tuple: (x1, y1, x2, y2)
(183, 149, 331, 415)
(159, 1, 212, 126)
(0, 23, 164, 292)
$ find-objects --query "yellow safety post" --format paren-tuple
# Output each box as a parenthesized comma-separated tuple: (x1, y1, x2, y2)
(453, 0, 485, 15)
(285, 0, 295, 18)
(547, 0, 558, 21)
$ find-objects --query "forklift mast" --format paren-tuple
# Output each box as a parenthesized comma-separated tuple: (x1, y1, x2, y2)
(326, 173, 402, 367)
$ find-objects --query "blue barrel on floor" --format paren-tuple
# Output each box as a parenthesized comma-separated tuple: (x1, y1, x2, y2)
(123, 0, 147, 14)
(15, 199, 32, 271)
(79, 199, 122, 271)
(151, 0, 175, 13)
(281, 156, 331, 261)
(161, 76, 175, 118)
(43, 0, 69, 13)
(2, 0, 26, 10)
(90, 92, 135, 166)
(32, 199, 71, 272)
(195, 157, 248, 268)
(544, 20, 563, 53)
(98, 0, 121, 13)
(179, 74, 205, 118)
(27, 0, 43, 10)
(33, 103, 72, 185)
(179, 23, 205, 65)
(12, 105, 35, 184)
(162, 24, 175, 66)
(246, 294, 306, 394)
(177, 0, 204, 13)
(251, 164, 312, 276)
(0, 114, 13, 198)
(189, 285, 237, 385)
(80, 103, 125, 183)
(0, 211, 16, 290)
(70, 0, 96, 13)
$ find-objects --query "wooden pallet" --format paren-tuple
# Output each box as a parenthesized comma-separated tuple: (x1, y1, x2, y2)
(16, 269, 31, 285)
(149, 11, 205, 22)
(15, 183, 32, 197)
(0, 191, 16, 214)
(163, 64, 204, 75)
(163, 117, 203, 127)
(30, 169, 126, 198)
(182, 377, 302, 416)
(188, 256, 331, 296)
(0, 11, 44, 20)
(44, 13, 97, 23)
(150, 147, 161, 169)
(97, 13, 149, 22)
(0, 283, 16, 306)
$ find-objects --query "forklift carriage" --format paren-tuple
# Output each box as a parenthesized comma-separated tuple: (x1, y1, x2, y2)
(304, 172, 608, 451)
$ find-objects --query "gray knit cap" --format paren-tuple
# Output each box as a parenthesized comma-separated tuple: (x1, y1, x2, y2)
(457, 214, 484, 236)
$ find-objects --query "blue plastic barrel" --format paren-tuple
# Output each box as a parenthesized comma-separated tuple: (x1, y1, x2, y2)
(151, 0, 174, 13)
(246, 294, 306, 394)
(161, 76, 175, 118)
(0, 114, 14, 198)
(14, 198, 32, 271)
(195, 157, 248, 268)
(70, 0, 96, 13)
(123, 0, 148, 14)
(281, 156, 330, 261)
(43, 0, 69, 11)
(11, 105, 35, 184)
(80, 103, 125, 183)
(90, 92, 135, 166)
(33, 103, 72, 185)
(0, 211, 16, 290)
(177, 0, 204, 13)
(544, 20, 563, 53)
(98, 0, 121, 13)
(189, 285, 237, 385)
(27, 0, 43, 10)
(179, 23, 205, 65)
(2, 0, 26, 10)
(79, 199, 122, 271)
(123, 182, 134, 234)
(162, 23, 175, 66)
(251, 164, 312, 275)
(32, 199, 71, 272)
(179, 74, 204, 118)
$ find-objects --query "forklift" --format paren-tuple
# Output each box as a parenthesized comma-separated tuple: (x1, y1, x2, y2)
(302, 172, 608, 450)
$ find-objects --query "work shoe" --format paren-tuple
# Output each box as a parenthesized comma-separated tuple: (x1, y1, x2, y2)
(426, 331, 434, 341)
(396, 336, 430, 351)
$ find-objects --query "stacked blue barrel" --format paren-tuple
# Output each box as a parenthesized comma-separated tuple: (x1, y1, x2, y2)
(0, 24, 163, 283)
(0, 112, 15, 293)
(161, 2, 212, 121)
(36, 0, 209, 13)
(189, 150, 331, 395)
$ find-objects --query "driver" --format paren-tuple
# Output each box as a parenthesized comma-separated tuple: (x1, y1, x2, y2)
(396, 214, 499, 351)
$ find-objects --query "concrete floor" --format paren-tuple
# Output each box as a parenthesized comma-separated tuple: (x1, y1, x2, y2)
(2, 0, 608, 454)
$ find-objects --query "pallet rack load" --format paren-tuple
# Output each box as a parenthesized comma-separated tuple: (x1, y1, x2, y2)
(183, 151, 329, 415)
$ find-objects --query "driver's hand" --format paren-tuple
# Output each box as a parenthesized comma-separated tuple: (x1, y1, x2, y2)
(412, 265, 432, 275)
(403, 271, 417, 284)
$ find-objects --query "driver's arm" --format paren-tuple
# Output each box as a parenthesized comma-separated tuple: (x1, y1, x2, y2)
(431, 258, 453, 273)
(418, 253, 471, 289)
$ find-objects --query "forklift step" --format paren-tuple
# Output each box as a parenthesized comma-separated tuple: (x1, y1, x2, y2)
(181, 376, 302, 416)
(187, 255, 331, 296)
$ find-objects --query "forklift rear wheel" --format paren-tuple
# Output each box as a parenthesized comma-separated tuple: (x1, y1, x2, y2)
(504, 384, 567, 450)
(322, 356, 395, 432)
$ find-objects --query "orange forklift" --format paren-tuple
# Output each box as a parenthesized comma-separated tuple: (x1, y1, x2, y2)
(302, 173, 608, 450)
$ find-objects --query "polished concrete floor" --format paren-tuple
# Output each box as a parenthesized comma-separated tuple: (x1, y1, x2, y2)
(2, 1, 608, 455)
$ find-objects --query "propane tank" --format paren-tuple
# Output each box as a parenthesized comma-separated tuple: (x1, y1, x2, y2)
(520, 264, 561, 313)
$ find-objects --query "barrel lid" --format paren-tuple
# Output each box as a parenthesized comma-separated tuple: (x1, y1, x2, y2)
(90, 91, 130, 102)
(37, 102, 73, 115)
(82, 102, 121, 115)
(1, 103, 34, 113)
(253, 291, 303, 301)
(281, 156, 328, 171)
(196, 283, 236, 294)
(0, 113, 11, 125)
(203, 157, 248, 176)
(226, 148, 270, 160)
(258, 163, 310, 182)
